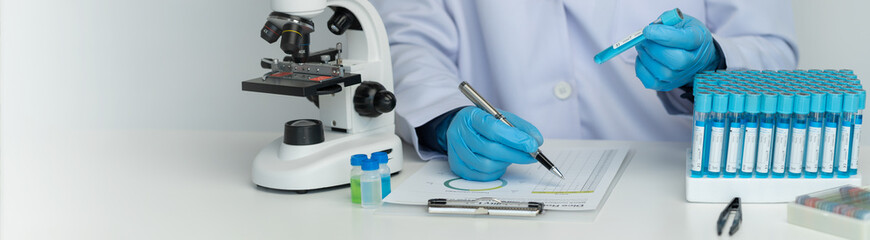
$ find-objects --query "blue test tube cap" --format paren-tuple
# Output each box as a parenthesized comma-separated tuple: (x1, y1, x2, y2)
(844, 92, 859, 112)
(694, 91, 713, 113)
(712, 91, 729, 113)
(745, 91, 762, 113)
(810, 91, 826, 113)
(361, 158, 379, 171)
(761, 92, 779, 114)
(777, 92, 795, 114)
(372, 151, 389, 164)
(793, 92, 811, 114)
(826, 91, 844, 113)
(858, 89, 866, 110)
(658, 8, 684, 25)
(840, 69, 854, 74)
(351, 154, 367, 166)
(728, 91, 745, 113)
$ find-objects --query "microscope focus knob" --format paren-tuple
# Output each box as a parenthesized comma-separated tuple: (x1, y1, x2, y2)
(353, 82, 396, 117)
(284, 119, 325, 145)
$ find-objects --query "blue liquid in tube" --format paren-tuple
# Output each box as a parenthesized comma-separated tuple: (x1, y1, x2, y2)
(739, 91, 762, 178)
(691, 92, 713, 177)
(755, 92, 779, 178)
(788, 93, 811, 178)
(594, 8, 683, 64)
(724, 91, 745, 178)
(804, 91, 827, 178)
(821, 92, 843, 178)
(771, 93, 794, 178)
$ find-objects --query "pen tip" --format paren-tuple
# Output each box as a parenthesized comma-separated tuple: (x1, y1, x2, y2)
(551, 168, 565, 180)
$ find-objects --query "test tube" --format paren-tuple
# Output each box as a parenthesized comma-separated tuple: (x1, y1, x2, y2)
(707, 92, 730, 177)
(593, 8, 683, 64)
(691, 92, 713, 177)
(789, 92, 811, 178)
(772, 92, 794, 178)
(821, 91, 843, 178)
(740, 91, 762, 178)
(804, 91, 826, 178)
(838, 92, 858, 178)
(756, 92, 778, 178)
(724, 91, 745, 178)
(851, 89, 865, 175)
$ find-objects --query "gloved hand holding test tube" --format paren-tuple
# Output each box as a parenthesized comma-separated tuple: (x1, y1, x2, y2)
(593, 8, 684, 64)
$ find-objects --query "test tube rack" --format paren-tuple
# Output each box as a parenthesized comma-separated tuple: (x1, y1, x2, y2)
(685, 69, 864, 203)
(686, 149, 861, 203)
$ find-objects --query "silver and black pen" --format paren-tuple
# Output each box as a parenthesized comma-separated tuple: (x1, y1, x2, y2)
(458, 81, 565, 179)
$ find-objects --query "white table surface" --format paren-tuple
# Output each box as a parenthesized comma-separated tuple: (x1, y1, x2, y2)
(2, 129, 865, 240)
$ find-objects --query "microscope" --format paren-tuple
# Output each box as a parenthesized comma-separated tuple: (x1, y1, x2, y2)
(242, 0, 402, 193)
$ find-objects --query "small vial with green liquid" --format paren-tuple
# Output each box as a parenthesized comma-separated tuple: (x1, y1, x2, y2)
(349, 154, 365, 204)
(594, 8, 684, 64)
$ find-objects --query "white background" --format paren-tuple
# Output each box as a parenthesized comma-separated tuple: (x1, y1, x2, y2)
(1, 0, 869, 237)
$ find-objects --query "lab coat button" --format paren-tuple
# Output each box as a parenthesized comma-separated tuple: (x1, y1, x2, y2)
(554, 81, 572, 100)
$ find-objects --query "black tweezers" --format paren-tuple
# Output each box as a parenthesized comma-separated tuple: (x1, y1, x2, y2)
(717, 197, 742, 236)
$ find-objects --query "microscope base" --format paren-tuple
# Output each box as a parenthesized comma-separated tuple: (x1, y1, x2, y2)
(251, 129, 403, 192)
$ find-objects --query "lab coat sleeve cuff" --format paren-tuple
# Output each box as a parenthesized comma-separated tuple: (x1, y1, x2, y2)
(656, 88, 693, 115)
(396, 95, 471, 161)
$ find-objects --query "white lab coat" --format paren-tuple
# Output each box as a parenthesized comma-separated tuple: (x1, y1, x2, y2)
(370, 0, 798, 160)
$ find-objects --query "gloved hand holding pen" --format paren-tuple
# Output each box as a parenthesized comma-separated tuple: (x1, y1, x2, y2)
(635, 10, 723, 91)
(434, 106, 544, 181)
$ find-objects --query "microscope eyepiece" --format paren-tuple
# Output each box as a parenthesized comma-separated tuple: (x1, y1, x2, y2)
(327, 7, 357, 35)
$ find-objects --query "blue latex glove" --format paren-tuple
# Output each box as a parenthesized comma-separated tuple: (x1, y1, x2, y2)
(437, 106, 543, 181)
(635, 11, 722, 91)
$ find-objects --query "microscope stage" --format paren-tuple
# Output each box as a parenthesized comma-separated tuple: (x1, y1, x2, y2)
(242, 72, 361, 97)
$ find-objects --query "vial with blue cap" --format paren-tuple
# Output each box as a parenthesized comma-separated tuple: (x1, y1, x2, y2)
(691, 91, 713, 177)
(740, 91, 762, 178)
(349, 154, 365, 204)
(707, 91, 730, 177)
(594, 8, 683, 64)
(821, 91, 843, 178)
(771, 92, 794, 178)
(724, 91, 745, 178)
(371, 151, 391, 198)
(360, 158, 382, 209)
(755, 92, 778, 178)
(804, 91, 826, 178)
(788, 92, 811, 178)
(837, 92, 859, 178)
(851, 89, 865, 175)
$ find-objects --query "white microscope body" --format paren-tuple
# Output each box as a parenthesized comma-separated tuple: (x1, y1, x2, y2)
(243, 0, 402, 193)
